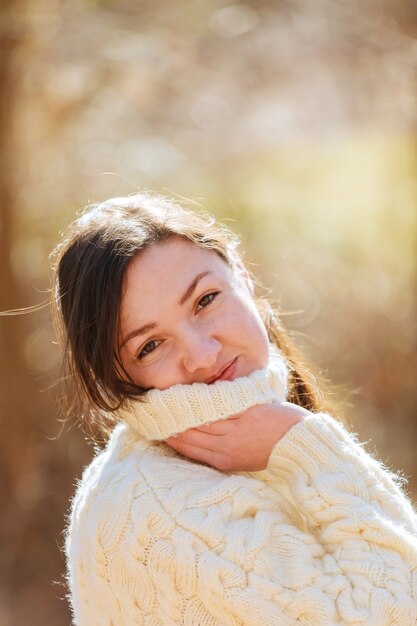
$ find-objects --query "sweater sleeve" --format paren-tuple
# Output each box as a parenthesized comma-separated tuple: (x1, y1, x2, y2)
(170, 414, 417, 625)
(266, 413, 417, 540)
(141, 424, 417, 626)
(138, 416, 417, 626)
(249, 412, 417, 624)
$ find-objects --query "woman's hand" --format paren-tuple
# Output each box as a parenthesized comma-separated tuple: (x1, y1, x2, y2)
(165, 401, 310, 472)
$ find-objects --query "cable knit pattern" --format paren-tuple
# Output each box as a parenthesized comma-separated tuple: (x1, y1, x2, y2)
(64, 346, 417, 625)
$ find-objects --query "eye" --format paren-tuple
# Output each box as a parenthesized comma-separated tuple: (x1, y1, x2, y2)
(137, 339, 161, 360)
(197, 291, 219, 311)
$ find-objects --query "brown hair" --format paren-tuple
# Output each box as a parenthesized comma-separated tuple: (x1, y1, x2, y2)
(51, 192, 344, 440)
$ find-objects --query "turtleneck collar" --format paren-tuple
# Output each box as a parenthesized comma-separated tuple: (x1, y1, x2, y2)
(117, 343, 290, 441)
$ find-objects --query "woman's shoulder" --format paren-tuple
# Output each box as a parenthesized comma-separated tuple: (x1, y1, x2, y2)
(73, 422, 226, 495)
(64, 423, 186, 566)
(65, 423, 219, 532)
(67, 423, 177, 520)
(65, 422, 295, 548)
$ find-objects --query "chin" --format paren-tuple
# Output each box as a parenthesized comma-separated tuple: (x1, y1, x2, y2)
(237, 357, 267, 380)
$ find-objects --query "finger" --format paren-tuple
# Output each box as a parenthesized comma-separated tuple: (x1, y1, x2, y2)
(166, 428, 220, 450)
(194, 419, 236, 435)
(281, 400, 311, 416)
(165, 437, 223, 468)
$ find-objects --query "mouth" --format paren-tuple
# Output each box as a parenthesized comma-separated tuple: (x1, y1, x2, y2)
(205, 357, 238, 384)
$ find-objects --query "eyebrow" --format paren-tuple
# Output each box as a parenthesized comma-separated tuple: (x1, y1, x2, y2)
(119, 270, 212, 349)
(179, 270, 211, 305)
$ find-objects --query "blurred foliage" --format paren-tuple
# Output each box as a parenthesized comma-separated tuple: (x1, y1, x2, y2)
(0, 0, 416, 624)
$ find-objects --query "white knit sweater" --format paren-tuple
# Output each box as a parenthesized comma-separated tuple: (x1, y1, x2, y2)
(64, 347, 417, 625)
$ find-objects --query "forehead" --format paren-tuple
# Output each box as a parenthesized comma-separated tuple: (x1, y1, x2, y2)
(121, 236, 229, 304)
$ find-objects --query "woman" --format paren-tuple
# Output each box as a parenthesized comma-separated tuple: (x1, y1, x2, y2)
(55, 192, 417, 625)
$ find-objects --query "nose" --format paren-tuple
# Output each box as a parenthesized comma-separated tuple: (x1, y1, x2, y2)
(181, 330, 221, 374)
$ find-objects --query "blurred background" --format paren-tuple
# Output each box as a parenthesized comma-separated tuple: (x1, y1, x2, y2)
(0, 0, 416, 624)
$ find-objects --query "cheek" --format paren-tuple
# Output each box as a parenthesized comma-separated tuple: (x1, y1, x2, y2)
(126, 356, 179, 391)
(222, 290, 268, 343)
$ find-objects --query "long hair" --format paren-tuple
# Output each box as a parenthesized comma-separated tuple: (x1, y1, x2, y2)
(51, 192, 344, 441)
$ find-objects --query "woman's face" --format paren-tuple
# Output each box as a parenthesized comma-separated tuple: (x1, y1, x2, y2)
(118, 236, 270, 390)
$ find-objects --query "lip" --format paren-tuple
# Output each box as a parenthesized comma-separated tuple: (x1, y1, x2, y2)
(205, 357, 238, 384)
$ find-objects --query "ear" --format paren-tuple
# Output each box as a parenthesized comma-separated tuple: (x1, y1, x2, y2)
(230, 250, 255, 296)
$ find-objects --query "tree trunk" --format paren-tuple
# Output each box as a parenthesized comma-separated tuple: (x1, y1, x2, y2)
(0, 0, 44, 588)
